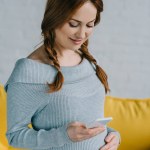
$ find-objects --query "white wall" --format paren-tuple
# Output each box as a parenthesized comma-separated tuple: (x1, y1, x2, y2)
(0, 0, 150, 98)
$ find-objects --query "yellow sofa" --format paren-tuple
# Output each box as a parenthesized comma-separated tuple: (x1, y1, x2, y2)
(0, 84, 8, 150)
(0, 85, 25, 150)
(1, 85, 150, 150)
(105, 96, 150, 150)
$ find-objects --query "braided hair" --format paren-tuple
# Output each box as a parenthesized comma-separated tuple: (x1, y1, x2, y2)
(41, 0, 110, 93)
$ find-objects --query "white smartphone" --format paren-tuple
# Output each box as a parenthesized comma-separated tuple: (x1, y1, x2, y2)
(86, 117, 113, 128)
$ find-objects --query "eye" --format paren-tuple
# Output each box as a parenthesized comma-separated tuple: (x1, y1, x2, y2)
(87, 23, 95, 28)
(87, 25, 94, 28)
(69, 22, 79, 28)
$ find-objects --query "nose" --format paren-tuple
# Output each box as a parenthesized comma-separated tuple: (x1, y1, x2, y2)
(75, 27, 87, 39)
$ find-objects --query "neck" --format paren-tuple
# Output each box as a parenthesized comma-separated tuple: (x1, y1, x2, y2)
(54, 45, 77, 57)
(53, 46, 83, 67)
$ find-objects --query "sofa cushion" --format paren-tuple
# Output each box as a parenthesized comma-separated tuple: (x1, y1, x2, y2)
(105, 96, 150, 150)
(0, 84, 8, 150)
(0, 85, 24, 150)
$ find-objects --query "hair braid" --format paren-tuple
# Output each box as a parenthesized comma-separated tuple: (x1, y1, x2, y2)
(80, 40, 110, 93)
(44, 31, 64, 93)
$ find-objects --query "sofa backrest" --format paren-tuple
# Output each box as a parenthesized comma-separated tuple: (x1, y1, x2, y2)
(105, 96, 150, 150)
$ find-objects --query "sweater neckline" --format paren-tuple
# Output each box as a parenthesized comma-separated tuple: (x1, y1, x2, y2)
(19, 57, 86, 72)
(5, 57, 96, 86)
(25, 56, 84, 68)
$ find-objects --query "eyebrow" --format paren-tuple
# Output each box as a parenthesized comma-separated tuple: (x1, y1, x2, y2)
(70, 18, 96, 23)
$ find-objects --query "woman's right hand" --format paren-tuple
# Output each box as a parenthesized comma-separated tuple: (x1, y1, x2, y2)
(67, 121, 105, 142)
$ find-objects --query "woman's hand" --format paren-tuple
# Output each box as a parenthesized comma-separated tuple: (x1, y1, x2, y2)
(67, 121, 105, 142)
(99, 132, 120, 150)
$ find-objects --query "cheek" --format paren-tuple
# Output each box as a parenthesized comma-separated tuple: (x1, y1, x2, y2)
(83, 29, 93, 41)
(87, 29, 94, 36)
(63, 28, 77, 37)
(59, 24, 74, 37)
(55, 29, 69, 42)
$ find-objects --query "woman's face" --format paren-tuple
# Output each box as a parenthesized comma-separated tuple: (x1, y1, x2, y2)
(54, 1, 97, 51)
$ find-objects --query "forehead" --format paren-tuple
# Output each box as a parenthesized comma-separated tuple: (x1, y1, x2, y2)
(71, 1, 97, 22)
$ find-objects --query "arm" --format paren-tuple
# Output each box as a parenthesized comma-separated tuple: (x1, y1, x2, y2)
(6, 83, 73, 149)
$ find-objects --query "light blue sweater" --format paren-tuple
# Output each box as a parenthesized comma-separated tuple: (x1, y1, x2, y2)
(5, 57, 118, 150)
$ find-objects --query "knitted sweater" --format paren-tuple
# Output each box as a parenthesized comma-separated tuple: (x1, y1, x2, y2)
(5, 57, 118, 150)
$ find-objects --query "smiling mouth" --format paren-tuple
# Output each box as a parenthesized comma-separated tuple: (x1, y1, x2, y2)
(69, 38, 83, 45)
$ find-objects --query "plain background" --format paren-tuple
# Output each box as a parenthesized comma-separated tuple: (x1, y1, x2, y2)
(0, 0, 150, 98)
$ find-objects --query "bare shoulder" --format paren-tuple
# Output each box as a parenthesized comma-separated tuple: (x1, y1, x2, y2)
(27, 51, 37, 60)
(27, 45, 52, 65)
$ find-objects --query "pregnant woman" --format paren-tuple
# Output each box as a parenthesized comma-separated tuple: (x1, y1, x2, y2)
(5, 0, 120, 149)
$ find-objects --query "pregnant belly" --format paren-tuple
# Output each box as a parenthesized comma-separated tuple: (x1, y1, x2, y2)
(34, 129, 107, 150)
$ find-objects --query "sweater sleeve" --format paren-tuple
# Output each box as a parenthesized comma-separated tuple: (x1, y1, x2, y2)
(5, 83, 73, 149)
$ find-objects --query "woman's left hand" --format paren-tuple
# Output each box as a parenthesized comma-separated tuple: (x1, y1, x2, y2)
(99, 132, 120, 150)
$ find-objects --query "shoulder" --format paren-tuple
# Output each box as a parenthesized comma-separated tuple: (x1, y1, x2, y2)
(27, 45, 54, 66)
(4, 58, 57, 91)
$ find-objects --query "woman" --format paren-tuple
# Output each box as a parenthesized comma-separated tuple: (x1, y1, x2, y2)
(5, 0, 120, 149)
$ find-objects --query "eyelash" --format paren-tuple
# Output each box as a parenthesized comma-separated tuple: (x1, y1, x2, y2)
(69, 23, 94, 28)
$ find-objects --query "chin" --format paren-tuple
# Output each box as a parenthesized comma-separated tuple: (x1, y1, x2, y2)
(72, 46, 81, 51)
(67, 45, 81, 51)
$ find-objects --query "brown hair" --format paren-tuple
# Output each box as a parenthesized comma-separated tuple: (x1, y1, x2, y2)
(41, 0, 110, 93)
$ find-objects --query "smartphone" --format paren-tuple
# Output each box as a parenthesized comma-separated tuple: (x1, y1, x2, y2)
(86, 117, 113, 128)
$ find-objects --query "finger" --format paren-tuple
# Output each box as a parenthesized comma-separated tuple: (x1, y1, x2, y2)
(71, 121, 87, 128)
(82, 127, 105, 135)
(79, 128, 91, 135)
(89, 124, 105, 129)
(100, 142, 116, 150)
(108, 145, 118, 150)
(79, 128, 105, 141)
(105, 133, 116, 143)
(76, 130, 99, 141)
(80, 126, 102, 134)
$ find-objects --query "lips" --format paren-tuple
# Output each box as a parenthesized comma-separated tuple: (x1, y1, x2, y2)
(69, 38, 82, 45)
